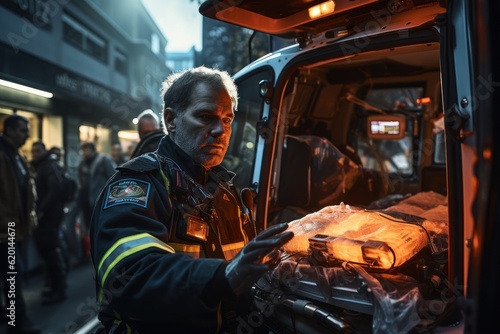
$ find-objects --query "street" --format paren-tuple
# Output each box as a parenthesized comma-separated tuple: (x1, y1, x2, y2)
(2, 261, 101, 334)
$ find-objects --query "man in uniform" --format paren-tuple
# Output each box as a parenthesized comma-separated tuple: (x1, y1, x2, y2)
(90, 66, 293, 333)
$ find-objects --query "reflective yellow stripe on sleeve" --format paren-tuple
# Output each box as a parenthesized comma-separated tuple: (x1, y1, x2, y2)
(98, 232, 175, 287)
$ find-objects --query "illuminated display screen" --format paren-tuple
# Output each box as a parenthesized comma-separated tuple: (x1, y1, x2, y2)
(367, 114, 406, 139)
(370, 120, 401, 135)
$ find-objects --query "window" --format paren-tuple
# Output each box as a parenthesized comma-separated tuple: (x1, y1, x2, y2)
(114, 49, 128, 75)
(151, 33, 160, 55)
(433, 116, 446, 164)
(221, 68, 273, 191)
(354, 86, 424, 176)
(63, 14, 108, 63)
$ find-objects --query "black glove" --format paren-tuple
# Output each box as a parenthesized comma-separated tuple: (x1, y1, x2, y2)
(225, 223, 294, 296)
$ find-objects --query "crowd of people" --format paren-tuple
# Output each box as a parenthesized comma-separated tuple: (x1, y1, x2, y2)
(1, 66, 294, 334)
(0, 106, 169, 333)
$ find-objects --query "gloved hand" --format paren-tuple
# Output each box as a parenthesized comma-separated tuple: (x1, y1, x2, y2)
(225, 223, 294, 296)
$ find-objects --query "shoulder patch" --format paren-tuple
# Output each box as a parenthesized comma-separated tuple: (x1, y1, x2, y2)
(104, 178, 150, 209)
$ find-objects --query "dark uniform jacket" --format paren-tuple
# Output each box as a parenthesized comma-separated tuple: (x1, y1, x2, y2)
(90, 136, 256, 333)
(0, 136, 37, 243)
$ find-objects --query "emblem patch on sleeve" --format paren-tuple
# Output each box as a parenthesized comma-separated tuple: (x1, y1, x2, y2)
(104, 178, 150, 209)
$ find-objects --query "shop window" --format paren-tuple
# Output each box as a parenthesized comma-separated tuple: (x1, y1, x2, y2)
(79, 124, 112, 154)
(63, 13, 108, 63)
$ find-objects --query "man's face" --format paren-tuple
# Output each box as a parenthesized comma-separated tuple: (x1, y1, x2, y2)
(111, 143, 122, 160)
(31, 144, 45, 162)
(167, 82, 234, 169)
(138, 118, 159, 139)
(82, 147, 95, 160)
(52, 148, 63, 161)
(7, 120, 30, 149)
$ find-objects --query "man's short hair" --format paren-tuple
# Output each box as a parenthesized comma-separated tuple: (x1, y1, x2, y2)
(49, 146, 62, 153)
(32, 141, 46, 151)
(81, 142, 96, 151)
(3, 114, 29, 131)
(137, 109, 160, 124)
(161, 66, 238, 115)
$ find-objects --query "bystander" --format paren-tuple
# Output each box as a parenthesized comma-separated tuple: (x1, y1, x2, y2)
(77, 142, 116, 263)
(110, 142, 127, 166)
(31, 141, 67, 305)
(0, 115, 42, 334)
(129, 109, 164, 158)
(48, 146, 64, 166)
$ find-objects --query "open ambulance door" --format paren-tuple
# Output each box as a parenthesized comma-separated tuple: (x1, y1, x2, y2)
(441, 0, 500, 332)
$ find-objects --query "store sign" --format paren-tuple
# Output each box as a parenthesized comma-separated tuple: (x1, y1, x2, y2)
(55, 72, 112, 104)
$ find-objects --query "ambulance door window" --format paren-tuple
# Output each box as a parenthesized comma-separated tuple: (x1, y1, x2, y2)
(224, 68, 274, 192)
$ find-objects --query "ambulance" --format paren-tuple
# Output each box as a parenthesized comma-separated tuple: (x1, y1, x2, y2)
(200, 1, 499, 333)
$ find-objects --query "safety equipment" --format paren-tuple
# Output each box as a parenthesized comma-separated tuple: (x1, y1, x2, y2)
(225, 223, 294, 296)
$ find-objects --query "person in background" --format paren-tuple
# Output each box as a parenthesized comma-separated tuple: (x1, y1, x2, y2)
(77, 142, 116, 263)
(129, 109, 165, 158)
(49, 145, 80, 268)
(110, 142, 127, 166)
(125, 142, 137, 160)
(31, 141, 67, 305)
(0, 115, 41, 334)
(90, 66, 293, 333)
(48, 146, 64, 166)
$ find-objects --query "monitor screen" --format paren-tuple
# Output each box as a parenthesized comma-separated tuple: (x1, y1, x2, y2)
(367, 114, 406, 139)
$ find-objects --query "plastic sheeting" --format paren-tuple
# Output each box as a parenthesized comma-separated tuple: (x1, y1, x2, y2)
(300, 136, 362, 206)
(270, 191, 449, 333)
(279, 135, 362, 207)
(285, 204, 430, 269)
(267, 260, 426, 333)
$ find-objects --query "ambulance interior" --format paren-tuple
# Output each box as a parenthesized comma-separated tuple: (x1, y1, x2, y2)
(239, 41, 462, 333)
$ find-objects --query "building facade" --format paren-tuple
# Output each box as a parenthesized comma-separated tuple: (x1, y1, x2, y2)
(0, 0, 170, 169)
(166, 47, 197, 73)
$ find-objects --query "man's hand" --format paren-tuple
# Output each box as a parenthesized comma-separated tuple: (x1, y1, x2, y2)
(225, 223, 294, 296)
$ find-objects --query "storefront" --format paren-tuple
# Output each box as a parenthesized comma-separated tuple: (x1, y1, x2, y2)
(0, 41, 150, 169)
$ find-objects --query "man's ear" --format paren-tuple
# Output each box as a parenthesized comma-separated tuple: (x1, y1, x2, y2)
(163, 108, 176, 133)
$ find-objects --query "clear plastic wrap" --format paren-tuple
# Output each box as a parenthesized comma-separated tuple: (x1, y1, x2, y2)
(268, 191, 449, 333)
(349, 263, 421, 334)
(267, 260, 427, 334)
(279, 135, 362, 207)
(285, 204, 430, 269)
(300, 136, 362, 206)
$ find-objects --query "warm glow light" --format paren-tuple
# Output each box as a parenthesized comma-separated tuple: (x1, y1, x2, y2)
(118, 130, 140, 140)
(308, 1, 335, 19)
(417, 97, 432, 105)
(284, 204, 433, 269)
(0, 79, 53, 98)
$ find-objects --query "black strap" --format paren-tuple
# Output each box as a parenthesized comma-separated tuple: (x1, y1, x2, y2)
(154, 153, 227, 258)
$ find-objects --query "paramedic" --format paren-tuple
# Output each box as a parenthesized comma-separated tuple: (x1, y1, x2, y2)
(90, 66, 294, 333)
